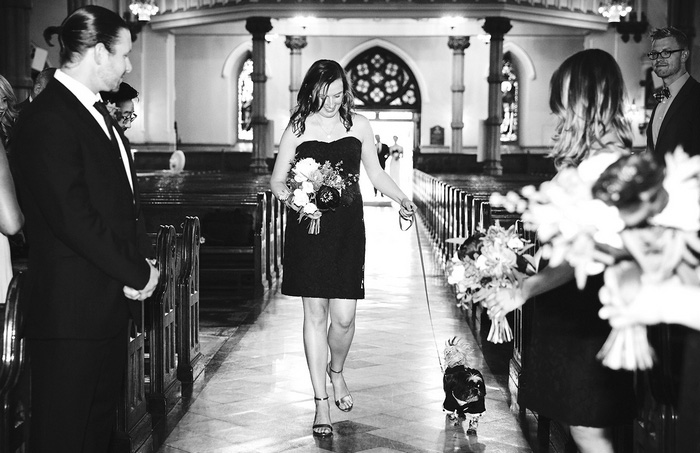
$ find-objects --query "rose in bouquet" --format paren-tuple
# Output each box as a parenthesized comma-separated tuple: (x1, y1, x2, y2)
(447, 224, 535, 343)
(280, 157, 357, 234)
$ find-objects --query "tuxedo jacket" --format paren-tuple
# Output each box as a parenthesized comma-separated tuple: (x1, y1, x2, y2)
(646, 76, 700, 165)
(377, 143, 390, 169)
(13, 78, 151, 340)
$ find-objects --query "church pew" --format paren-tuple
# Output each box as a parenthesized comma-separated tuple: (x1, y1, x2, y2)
(139, 175, 285, 300)
(146, 225, 179, 417)
(176, 216, 203, 386)
(141, 190, 264, 297)
(0, 274, 28, 453)
(112, 218, 201, 452)
(113, 310, 151, 453)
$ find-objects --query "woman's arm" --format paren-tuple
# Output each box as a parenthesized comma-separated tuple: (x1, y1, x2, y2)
(483, 262, 575, 317)
(355, 115, 415, 212)
(269, 126, 299, 200)
(0, 141, 23, 236)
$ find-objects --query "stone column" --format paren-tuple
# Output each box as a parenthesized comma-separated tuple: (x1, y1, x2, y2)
(481, 17, 512, 175)
(285, 36, 307, 111)
(448, 36, 469, 155)
(0, 0, 33, 101)
(245, 17, 273, 175)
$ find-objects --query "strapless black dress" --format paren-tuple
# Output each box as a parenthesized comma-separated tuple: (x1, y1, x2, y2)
(282, 137, 365, 299)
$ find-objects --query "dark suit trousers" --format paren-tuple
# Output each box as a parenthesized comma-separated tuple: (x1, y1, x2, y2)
(27, 328, 127, 453)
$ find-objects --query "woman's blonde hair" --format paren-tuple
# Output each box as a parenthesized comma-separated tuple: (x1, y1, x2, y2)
(548, 49, 633, 169)
(0, 74, 18, 147)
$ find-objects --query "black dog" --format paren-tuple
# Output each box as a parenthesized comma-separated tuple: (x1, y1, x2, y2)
(442, 337, 486, 435)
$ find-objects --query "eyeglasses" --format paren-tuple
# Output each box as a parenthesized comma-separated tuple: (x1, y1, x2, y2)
(117, 112, 137, 123)
(647, 49, 684, 60)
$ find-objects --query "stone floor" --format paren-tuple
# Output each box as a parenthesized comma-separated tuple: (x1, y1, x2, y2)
(154, 205, 532, 453)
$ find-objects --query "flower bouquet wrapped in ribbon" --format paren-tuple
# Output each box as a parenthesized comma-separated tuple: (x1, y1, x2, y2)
(280, 157, 357, 234)
(447, 224, 535, 343)
(490, 146, 700, 370)
(593, 148, 700, 370)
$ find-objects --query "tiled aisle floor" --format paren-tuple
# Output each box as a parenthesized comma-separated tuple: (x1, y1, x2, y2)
(156, 206, 532, 453)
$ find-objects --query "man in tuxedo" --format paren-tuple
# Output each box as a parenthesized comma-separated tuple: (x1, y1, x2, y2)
(12, 6, 158, 452)
(374, 134, 390, 196)
(646, 26, 700, 164)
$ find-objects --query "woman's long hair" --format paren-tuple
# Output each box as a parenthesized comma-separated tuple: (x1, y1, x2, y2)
(43, 5, 129, 67)
(549, 49, 633, 169)
(289, 59, 355, 137)
(0, 74, 18, 147)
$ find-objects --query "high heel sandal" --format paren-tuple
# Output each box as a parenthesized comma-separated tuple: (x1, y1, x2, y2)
(327, 365, 354, 412)
(312, 396, 333, 438)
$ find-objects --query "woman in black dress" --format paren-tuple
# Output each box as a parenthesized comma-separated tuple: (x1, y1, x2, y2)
(270, 60, 415, 438)
(482, 49, 637, 452)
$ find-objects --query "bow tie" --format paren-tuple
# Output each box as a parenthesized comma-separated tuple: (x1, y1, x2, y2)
(653, 86, 670, 103)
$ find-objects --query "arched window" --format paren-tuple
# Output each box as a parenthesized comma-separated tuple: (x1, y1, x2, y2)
(345, 47, 420, 110)
(500, 52, 519, 143)
(237, 56, 253, 141)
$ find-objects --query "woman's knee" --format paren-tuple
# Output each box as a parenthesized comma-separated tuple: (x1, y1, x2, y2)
(331, 315, 355, 331)
(303, 299, 329, 325)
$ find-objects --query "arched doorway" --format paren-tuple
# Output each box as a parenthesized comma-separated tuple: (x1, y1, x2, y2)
(345, 47, 421, 202)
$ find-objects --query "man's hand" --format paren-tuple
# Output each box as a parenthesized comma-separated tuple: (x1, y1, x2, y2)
(123, 259, 160, 301)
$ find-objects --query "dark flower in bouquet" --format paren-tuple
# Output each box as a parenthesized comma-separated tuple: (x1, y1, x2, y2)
(315, 185, 341, 211)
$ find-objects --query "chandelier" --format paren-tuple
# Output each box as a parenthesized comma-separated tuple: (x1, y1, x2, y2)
(598, 1, 633, 23)
(129, 0, 159, 22)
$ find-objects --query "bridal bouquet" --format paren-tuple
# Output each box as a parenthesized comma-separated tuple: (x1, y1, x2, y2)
(447, 224, 535, 343)
(490, 147, 700, 370)
(280, 157, 357, 234)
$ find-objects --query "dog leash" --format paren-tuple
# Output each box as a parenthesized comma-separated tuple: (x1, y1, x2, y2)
(399, 211, 445, 373)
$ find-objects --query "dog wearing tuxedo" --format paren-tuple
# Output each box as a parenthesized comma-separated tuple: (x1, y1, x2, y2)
(442, 337, 486, 435)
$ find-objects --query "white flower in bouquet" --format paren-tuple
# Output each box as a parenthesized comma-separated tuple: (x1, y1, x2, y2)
(301, 180, 314, 194)
(302, 202, 319, 215)
(292, 189, 310, 207)
(650, 146, 700, 232)
(293, 158, 320, 181)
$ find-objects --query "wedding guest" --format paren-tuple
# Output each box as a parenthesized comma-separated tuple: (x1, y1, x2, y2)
(374, 134, 390, 196)
(16, 67, 56, 111)
(0, 74, 18, 147)
(101, 81, 139, 132)
(646, 26, 700, 164)
(388, 135, 403, 188)
(0, 74, 25, 302)
(270, 59, 416, 438)
(482, 49, 636, 453)
(12, 6, 158, 452)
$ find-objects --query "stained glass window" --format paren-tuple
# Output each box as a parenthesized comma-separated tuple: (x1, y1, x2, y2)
(500, 52, 518, 143)
(238, 56, 253, 141)
(346, 47, 420, 110)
